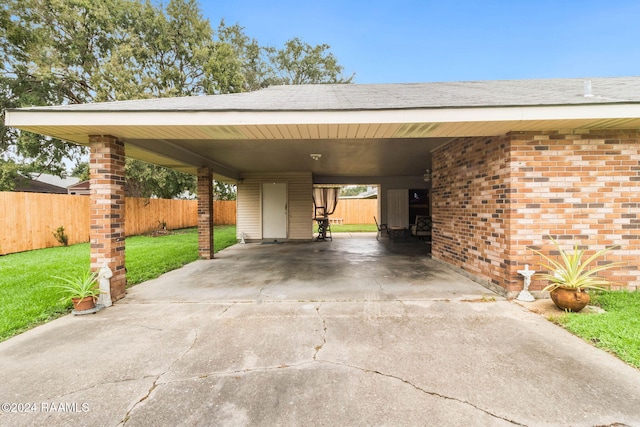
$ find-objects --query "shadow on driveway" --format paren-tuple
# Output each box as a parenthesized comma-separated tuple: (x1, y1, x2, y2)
(124, 233, 492, 303)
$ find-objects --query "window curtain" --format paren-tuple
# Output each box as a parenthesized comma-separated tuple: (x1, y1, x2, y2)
(313, 187, 340, 217)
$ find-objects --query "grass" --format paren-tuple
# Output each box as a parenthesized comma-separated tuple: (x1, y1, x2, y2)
(125, 226, 236, 284)
(553, 291, 640, 369)
(315, 223, 377, 233)
(0, 226, 236, 342)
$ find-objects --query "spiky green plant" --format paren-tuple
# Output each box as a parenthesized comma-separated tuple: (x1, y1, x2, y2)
(530, 236, 622, 292)
(50, 270, 102, 304)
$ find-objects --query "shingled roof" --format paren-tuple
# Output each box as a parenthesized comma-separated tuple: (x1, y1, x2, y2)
(14, 76, 640, 113)
(6, 76, 640, 180)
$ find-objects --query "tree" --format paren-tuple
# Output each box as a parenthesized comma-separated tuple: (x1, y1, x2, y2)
(0, 0, 103, 188)
(217, 22, 354, 90)
(1, 0, 353, 195)
(125, 160, 195, 199)
(268, 38, 354, 85)
(340, 185, 368, 197)
(0, 159, 21, 191)
(0, 0, 243, 195)
(214, 181, 236, 201)
(92, 0, 245, 198)
(70, 161, 90, 182)
(217, 20, 271, 92)
(95, 0, 244, 101)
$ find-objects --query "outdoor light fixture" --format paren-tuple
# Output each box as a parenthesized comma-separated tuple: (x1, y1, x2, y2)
(423, 169, 432, 182)
(310, 153, 322, 161)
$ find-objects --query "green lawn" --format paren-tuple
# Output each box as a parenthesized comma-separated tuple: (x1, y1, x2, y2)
(553, 291, 640, 369)
(0, 226, 236, 342)
(315, 223, 377, 233)
(125, 226, 237, 284)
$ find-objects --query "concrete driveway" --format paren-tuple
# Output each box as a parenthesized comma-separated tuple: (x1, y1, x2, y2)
(1, 234, 639, 426)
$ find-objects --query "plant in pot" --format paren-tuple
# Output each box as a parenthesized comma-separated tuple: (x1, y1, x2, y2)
(530, 237, 622, 312)
(50, 270, 102, 312)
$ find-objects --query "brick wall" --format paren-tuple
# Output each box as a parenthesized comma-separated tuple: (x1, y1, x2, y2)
(432, 130, 640, 296)
(509, 130, 640, 292)
(431, 135, 513, 295)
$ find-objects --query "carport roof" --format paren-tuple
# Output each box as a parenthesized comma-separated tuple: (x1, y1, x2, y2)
(6, 76, 640, 181)
(10, 77, 640, 112)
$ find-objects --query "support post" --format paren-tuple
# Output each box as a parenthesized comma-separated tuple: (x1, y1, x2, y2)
(197, 167, 214, 259)
(89, 135, 126, 301)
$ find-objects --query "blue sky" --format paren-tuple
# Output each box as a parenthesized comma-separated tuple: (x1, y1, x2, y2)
(201, 0, 640, 84)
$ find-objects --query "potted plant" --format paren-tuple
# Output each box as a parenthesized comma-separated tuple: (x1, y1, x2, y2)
(530, 237, 622, 312)
(51, 270, 102, 312)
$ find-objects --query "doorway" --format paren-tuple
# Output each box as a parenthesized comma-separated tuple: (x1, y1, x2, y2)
(262, 183, 287, 239)
(387, 189, 409, 228)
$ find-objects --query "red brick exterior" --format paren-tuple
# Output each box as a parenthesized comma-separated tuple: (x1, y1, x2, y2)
(197, 167, 214, 259)
(89, 135, 126, 301)
(431, 135, 513, 294)
(432, 131, 640, 297)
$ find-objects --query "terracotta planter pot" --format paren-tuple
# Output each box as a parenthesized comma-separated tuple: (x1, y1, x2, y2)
(72, 296, 96, 311)
(550, 287, 591, 312)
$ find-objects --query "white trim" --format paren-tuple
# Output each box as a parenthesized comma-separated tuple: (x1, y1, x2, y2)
(7, 104, 640, 128)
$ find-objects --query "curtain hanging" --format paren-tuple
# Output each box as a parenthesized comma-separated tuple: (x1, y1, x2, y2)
(313, 186, 340, 217)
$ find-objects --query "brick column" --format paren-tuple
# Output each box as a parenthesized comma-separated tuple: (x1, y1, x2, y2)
(197, 167, 214, 259)
(89, 135, 126, 301)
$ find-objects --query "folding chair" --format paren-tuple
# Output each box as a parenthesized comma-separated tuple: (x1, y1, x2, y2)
(374, 216, 388, 241)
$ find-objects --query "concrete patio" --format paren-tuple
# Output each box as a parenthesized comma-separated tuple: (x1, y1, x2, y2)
(1, 234, 639, 426)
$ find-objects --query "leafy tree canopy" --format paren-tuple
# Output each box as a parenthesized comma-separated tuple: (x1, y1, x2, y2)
(1, 0, 353, 196)
(69, 161, 90, 182)
(340, 185, 368, 197)
(214, 181, 236, 201)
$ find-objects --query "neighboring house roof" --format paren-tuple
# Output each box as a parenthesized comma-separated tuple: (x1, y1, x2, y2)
(15, 178, 62, 194)
(67, 180, 90, 195)
(14, 173, 80, 194)
(6, 76, 640, 182)
(29, 173, 80, 188)
(67, 180, 89, 189)
(14, 179, 66, 194)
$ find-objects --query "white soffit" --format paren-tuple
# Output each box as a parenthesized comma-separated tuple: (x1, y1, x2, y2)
(7, 103, 640, 145)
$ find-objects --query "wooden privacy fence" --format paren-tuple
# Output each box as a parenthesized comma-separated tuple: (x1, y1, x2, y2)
(211, 200, 236, 225)
(0, 192, 236, 255)
(1, 193, 89, 256)
(330, 199, 377, 224)
(0, 192, 372, 255)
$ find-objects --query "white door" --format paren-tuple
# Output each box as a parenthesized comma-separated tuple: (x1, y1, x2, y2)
(262, 183, 287, 239)
(387, 189, 409, 228)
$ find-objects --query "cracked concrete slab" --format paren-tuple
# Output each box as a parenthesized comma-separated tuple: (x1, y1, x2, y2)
(317, 301, 640, 426)
(1, 234, 639, 426)
(158, 303, 324, 384)
(124, 362, 516, 427)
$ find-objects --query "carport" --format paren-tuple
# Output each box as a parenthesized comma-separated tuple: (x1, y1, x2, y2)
(123, 233, 472, 304)
(5, 77, 640, 300)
